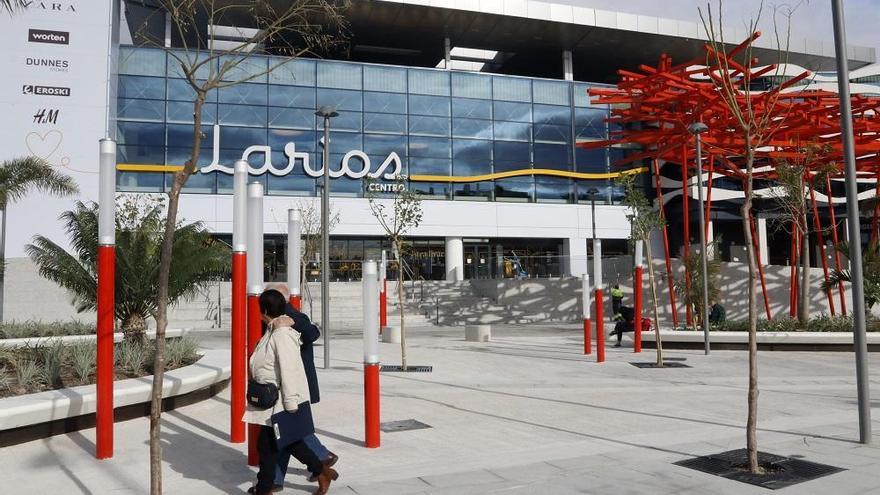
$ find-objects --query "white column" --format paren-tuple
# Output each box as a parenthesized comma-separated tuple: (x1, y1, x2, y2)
(563, 237, 588, 277)
(706, 220, 715, 258)
(563, 50, 574, 81)
(445, 236, 464, 282)
(757, 217, 769, 265)
(444, 37, 451, 70)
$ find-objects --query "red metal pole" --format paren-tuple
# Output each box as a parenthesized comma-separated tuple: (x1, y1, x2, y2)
(809, 185, 836, 315)
(247, 294, 262, 467)
(789, 223, 798, 318)
(290, 294, 302, 311)
(583, 318, 592, 354)
(681, 145, 693, 326)
(826, 176, 847, 315)
(230, 252, 247, 444)
(633, 264, 643, 353)
(872, 172, 880, 243)
(704, 155, 715, 241)
(379, 280, 387, 329)
(96, 245, 115, 459)
(582, 274, 591, 355)
(653, 159, 679, 328)
(749, 215, 773, 319)
(595, 289, 605, 362)
(364, 363, 381, 448)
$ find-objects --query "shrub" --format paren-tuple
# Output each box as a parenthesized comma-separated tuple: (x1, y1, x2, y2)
(0, 366, 11, 391)
(116, 339, 148, 376)
(14, 356, 41, 392)
(166, 336, 200, 369)
(0, 321, 94, 339)
(40, 341, 67, 388)
(69, 342, 96, 384)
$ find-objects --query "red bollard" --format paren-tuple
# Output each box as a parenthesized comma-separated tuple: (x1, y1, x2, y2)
(246, 294, 262, 466)
(583, 318, 592, 354)
(96, 244, 115, 459)
(595, 289, 605, 363)
(379, 284, 387, 329)
(634, 240, 644, 354)
(290, 295, 302, 312)
(364, 363, 381, 448)
(230, 252, 247, 443)
(582, 273, 591, 355)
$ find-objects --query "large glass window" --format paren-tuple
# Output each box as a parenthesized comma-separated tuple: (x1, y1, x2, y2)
(364, 113, 406, 134)
(495, 179, 533, 202)
(317, 62, 362, 90)
(119, 75, 166, 100)
(119, 47, 165, 76)
(268, 85, 315, 108)
(317, 88, 362, 111)
(451, 72, 491, 99)
(364, 66, 407, 93)
(364, 92, 406, 114)
(408, 69, 450, 96)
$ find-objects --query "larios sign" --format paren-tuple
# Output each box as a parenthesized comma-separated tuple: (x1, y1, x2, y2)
(200, 124, 402, 180)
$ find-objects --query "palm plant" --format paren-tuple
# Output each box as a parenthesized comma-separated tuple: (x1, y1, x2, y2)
(0, 157, 79, 321)
(1, 0, 27, 13)
(25, 197, 229, 341)
(823, 241, 880, 313)
(674, 240, 722, 329)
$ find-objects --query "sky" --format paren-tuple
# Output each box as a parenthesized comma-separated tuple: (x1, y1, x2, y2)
(552, 0, 879, 51)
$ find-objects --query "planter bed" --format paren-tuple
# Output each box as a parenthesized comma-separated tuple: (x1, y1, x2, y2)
(642, 330, 880, 351)
(0, 328, 191, 349)
(0, 349, 229, 447)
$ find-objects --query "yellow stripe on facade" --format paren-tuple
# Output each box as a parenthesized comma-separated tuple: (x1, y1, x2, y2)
(117, 163, 185, 173)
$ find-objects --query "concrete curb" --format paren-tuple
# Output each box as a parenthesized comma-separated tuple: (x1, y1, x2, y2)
(641, 330, 880, 351)
(0, 328, 191, 349)
(0, 348, 229, 431)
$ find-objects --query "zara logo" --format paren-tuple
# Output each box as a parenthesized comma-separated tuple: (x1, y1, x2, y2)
(199, 124, 401, 179)
(23, 1, 77, 13)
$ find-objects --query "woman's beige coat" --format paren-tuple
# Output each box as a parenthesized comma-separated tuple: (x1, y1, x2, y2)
(242, 316, 310, 426)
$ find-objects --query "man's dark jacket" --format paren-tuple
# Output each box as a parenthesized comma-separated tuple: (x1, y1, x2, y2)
(284, 303, 321, 404)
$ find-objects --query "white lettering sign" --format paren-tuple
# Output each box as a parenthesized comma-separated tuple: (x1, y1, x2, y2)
(200, 124, 401, 180)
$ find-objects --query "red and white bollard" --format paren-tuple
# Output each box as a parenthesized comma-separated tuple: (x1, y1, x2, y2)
(362, 260, 381, 448)
(96, 138, 116, 459)
(288, 209, 302, 311)
(634, 240, 644, 354)
(582, 273, 591, 355)
(230, 160, 248, 444)
(379, 250, 387, 330)
(593, 239, 605, 363)
(246, 181, 264, 466)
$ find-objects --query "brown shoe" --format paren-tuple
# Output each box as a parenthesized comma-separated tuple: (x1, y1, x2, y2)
(313, 466, 339, 495)
(308, 452, 339, 482)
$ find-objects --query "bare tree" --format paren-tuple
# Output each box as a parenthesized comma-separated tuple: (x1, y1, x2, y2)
(366, 176, 422, 370)
(133, 2, 348, 492)
(295, 199, 339, 316)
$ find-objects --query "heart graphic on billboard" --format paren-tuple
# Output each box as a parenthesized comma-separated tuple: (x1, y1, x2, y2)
(25, 130, 63, 160)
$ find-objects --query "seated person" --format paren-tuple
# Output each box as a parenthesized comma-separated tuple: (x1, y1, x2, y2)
(709, 302, 726, 325)
(609, 306, 652, 347)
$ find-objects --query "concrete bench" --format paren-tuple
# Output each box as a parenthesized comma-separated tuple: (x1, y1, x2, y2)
(382, 326, 400, 344)
(465, 325, 491, 342)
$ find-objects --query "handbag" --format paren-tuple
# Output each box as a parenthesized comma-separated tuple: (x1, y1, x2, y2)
(247, 379, 278, 409)
(272, 401, 315, 448)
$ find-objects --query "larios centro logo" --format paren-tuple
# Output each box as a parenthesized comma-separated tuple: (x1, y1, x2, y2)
(22, 84, 70, 97)
(28, 29, 69, 45)
(26, 57, 70, 72)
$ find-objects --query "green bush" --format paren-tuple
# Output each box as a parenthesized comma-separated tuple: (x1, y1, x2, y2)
(116, 339, 148, 376)
(40, 341, 67, 388)
(712, 314, 873, 332)
(0, 321, 94, 339)
(69, 342, 96, 384)
(166, 336, 200, 369)
(0, 366, 11, 391)
(14, 356, 41, 391)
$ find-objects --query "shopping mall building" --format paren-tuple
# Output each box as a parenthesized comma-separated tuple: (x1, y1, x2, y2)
(2, 0, 877, 291)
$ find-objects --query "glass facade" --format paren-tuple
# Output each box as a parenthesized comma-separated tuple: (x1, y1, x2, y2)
(116, 46, 623, 203)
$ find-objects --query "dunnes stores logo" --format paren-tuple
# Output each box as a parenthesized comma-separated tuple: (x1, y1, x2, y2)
(200, 124, 402, 180)
(22, 84, 70, 97)
(27, 29, 69, 44)
(23, 1, 76, 13)
(26, 57, 70, 72)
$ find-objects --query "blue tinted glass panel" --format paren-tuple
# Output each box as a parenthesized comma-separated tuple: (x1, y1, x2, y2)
(533, 124, 571, 144)
(364, 113, 406, 134)
(219, 55, 268, 83)
(536, 178, 571, 203)
(451, 72, 491, 99)
(533, 143, 570, 170)
(573, 83, 598, 107)
(409, 136, 450, 158)
(173, 170, 217, 193)
(267, 175, 316, 196)
(575, 107, 607, 139)
(166, 50, 215, 79)
(533, 104, 571, 125)
(118, 121, 165, 147)
(167, 102, 217, 124)
(409, 157, 450, 175)
(608, 148, 629, 168)
(408, 69, 450, 96)
(117, 144, 165, 165)
(494, 160, 527, 172)
(268, 85, 315, 108)
(269, 129, 316, 152)
(364, 66, 407, 93)
(267, 150, 315, 177)
(409, 181, 450, 199)
(367, 154, 407, 177)
(317, 88, 362, 111)
(218, 104, 267, 127)
(576, 180, 611, 202)
(166, 78, 217, 102)
(117, 170, 164, 192)
(495, 179, 533, 202)
(317, 62, 362, 90)
(119, 75, 165, 100)
(453, 139, 491, 161)
(454, 182, 493, 200)
(166, 147, 218, 168)
(408, 95, 450, 116)
(364, 134, 406, 156)
(493, 121, 530, 141)
(328, 112, 362, 132)
(328, 131, 362, 151)
(533, 80, 570, 105)
(219, 83, 267, 105)
(452, 118, 492, 139)
(364, 92, 406, 114)
(118, 98, 165, 122)
(452, 98, 492, 119)
(575, 147, 607, 173)
(493, 101, 531, 122)
(269, 59, 315, 86)
(218, 126, 266, 148)
(494, 141, 530, 163)
(119, 47, 165, 76)
(409, 115, 450, 137)
(492, 76, 530, 102)
(268, 107, 315, 129)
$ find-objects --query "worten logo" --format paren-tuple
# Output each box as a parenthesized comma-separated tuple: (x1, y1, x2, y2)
(23, 2, 76, 13)
(22, 84, 70, 97)
(27, 29, 69, 44)
(26, 57, 70, 72)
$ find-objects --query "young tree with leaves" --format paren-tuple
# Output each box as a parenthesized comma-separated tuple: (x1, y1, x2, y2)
(616, 174, 666, 365)
(133, 2, 348, 491)
(366, 176, 422, 370)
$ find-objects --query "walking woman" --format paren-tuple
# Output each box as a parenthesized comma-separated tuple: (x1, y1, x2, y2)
(244, 289, 339, 494)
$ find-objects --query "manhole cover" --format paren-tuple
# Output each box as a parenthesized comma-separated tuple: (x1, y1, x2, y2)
(675, 449, 845, 490)
(380, 365, 433, 372)
(630, 362, 692, 368)
(380, 419, 432, 433)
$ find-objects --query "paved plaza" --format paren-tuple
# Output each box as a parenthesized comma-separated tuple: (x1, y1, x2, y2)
(2, 324, 879, 494)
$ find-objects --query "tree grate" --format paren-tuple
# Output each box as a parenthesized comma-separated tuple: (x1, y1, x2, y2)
(380, 419, 432, 433)
(630, 362, 692, 368)
(380, 365, 433, 372)
(675, 449, 845, 490)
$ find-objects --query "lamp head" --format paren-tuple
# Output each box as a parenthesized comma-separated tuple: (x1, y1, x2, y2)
(315, 106, 339, 118)
(688, 122, 709, 135)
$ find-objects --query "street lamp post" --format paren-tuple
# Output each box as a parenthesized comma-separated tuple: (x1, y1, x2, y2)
(688, 122, 711, 355)
(316, 106, 339, 370)
(831, 0, 871, 444)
